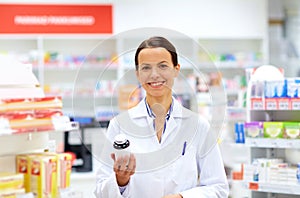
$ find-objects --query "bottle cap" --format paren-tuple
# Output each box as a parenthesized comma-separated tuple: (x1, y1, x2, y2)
(113, 134, 130, 150)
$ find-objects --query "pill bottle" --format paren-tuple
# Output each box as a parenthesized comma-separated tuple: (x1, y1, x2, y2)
(113, 134, 130, 159)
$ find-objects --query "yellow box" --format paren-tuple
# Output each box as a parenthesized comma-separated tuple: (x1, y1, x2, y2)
(0, 172, 24, 190)
(16, 154, 37, 193)
(0, 188, 25, 198)
(29, 154, 57, 198)
(57, 153, 72, 189)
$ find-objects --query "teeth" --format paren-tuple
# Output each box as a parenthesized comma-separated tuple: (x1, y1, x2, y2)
(150, 82, 163, 86)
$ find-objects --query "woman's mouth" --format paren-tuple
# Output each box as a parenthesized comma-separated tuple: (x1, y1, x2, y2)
(148, 81, 165, 88)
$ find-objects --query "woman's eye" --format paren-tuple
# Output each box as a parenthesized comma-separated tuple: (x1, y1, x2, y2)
(140, 65, 151, 70)
(159, 64, 169, 69)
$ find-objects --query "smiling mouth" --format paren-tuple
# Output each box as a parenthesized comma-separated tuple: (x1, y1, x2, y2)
(148, 81, 165, 88)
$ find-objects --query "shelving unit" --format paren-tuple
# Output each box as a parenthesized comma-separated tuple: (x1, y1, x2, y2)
(0, 34, 267, 116)
(241, 181, 300, 196)
(0, 58, 79, 198)
(245, 137, 300, 149)
(240, 66, 300, 198)
(247, 109, 300, 198)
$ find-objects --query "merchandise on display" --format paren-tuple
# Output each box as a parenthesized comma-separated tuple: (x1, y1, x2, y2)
(231, 65, 300, 197)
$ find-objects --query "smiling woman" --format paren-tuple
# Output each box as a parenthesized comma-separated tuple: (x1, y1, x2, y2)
(137, 47, 179, 104)
(95, 36, 229, 198)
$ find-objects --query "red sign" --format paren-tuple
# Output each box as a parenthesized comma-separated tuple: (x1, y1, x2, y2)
(0, 4, 113, 34)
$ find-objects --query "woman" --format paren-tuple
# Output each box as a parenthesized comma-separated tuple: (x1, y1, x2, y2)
(95, 36, 229, 198)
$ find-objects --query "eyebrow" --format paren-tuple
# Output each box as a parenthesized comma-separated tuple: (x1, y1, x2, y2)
(157, 61, 169, 65)
(140, 61, 168, 65)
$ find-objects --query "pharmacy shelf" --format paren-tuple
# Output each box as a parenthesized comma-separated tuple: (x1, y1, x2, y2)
(242, 181, 300, 195)
(244, 138, 300, 149)
(0, 118, 79, 137)
(0, 122, 79, 157)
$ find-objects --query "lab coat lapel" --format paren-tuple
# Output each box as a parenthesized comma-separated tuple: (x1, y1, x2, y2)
(164, 116, 177, 137)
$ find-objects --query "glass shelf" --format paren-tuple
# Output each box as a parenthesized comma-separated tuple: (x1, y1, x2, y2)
(244, 137, 300, 149)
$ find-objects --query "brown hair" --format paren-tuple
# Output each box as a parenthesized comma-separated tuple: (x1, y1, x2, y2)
(134, 36, 178, 70)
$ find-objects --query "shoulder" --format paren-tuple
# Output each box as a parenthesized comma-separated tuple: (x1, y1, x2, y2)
(110, 99, 145, 126)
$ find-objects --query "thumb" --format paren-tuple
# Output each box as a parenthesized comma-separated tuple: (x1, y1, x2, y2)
(111, 153, 116, 161)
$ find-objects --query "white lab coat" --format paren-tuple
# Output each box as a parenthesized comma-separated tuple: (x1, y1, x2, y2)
(95, 98, 229, 198)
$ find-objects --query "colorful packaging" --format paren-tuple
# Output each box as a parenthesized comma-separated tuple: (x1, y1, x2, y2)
(286, 78, 300, 98)
(283, 122, 300, 139)
(0, 172, 24, 191)
(244, 122, 263, 138)
(0, 188, 25, 197)
(57, 153, 72, 189)
(16, 154, 37, 193)
(29, 154, 57, 198)
(16, 153, 58, 198)
(264, 80, 286, 98)
(263, 122, 284, 138)
(0, 96, 62, 113)
(234, 122, 245, 143)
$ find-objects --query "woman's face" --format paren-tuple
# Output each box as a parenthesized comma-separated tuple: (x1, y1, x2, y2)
(136, 47, 180, 98)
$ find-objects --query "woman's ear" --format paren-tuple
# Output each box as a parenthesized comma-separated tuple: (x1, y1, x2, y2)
(174, 64, 180, 77)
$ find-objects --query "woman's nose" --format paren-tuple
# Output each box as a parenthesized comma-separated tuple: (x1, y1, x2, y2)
(150, 67, 160, 78)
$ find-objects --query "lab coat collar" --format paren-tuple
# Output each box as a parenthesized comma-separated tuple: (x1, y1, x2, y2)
(128, 97, 191, 119)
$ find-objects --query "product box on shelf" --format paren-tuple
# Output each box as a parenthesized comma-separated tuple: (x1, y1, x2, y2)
(29, 154, 58, 198)
(234, 122, 245, 143)
(243, 158, 284, 183)
(0, 96, 77, 135)
(268, 163, 297, 184)
(264, 80, 286, 98)
(244, 122, 264, 138)
(16, 153, 36, 193)
(0, 96, 62, 112)
(263, 122, 284, 138)
(286, 78, 300, 98)
(16, 152, 72, 198)
(283, 122, 300, 139)
(250, 80, 264, 110)
(0, 172, 24, 191)
(249, 78, 300, 110)
(57, 153, 72, 189)
(0, 188, 26, 197)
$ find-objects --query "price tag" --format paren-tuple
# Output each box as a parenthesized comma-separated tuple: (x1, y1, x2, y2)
(291, 98, 300, 110)
(278, 98, 290, 110)
(248, 182, 259, 190)
(251, 98, 264, 110)
(265, 98, 277, 110)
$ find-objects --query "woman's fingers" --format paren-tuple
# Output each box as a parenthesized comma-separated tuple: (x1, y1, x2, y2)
(126, 153, 136, 173)
(113, 153, 136, 175)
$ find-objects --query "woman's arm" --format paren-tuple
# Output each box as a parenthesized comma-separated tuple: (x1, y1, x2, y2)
(94, 117, 137, 198)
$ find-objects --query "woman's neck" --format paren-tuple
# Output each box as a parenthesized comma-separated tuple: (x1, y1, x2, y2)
(146, 94, 172, 116)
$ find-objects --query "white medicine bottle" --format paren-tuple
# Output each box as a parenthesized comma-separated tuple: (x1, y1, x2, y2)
(113, 134, 130, 159)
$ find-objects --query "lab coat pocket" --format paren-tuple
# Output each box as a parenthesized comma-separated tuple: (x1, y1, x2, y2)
(170, 145, 198, 190)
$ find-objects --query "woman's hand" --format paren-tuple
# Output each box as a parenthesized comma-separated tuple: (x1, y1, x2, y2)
(111, 153, 136, 186)
(162, 194, 183, 198)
